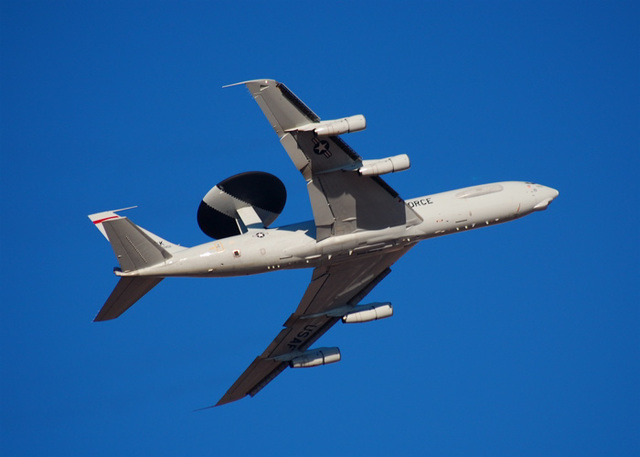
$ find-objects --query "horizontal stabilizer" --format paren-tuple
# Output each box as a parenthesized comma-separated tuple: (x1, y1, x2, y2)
(94, 277, 163, 321)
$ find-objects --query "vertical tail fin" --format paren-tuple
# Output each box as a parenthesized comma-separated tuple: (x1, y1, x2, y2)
(101, 217, 172, 273)
(89, 207, 184, 259)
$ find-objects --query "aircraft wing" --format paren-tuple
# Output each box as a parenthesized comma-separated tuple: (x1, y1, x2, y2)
(231, 79, 422, 241)
(215, 245, 414, 406)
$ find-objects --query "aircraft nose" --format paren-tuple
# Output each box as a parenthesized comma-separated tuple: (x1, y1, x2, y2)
(533, 185, 559, 211)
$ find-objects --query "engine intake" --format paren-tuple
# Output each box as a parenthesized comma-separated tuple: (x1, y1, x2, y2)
(289, 347, 341, 368)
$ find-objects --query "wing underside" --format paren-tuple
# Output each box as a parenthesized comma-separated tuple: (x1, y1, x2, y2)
(215, 246, 413, 406)
(236, 79, 421, 241)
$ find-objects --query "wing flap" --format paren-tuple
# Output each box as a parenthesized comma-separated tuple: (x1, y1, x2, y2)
(216, 357, 286, 406)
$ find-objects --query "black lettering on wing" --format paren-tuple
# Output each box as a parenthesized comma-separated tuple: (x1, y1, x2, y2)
(286, 324, 318, 352)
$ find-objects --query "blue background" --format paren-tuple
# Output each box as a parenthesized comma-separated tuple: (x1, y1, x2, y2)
(1, 1, 638, 456)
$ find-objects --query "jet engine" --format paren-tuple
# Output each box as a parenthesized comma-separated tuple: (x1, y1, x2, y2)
(197, 171, 286, 239)
(289, 347, 341, 368)
(291, 115, 366, 136)
(358, 154, 410, 176)
(342, 302, 393, 324)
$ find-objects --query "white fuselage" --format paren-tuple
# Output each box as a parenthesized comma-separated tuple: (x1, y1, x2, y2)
(119, 181, 558, 279)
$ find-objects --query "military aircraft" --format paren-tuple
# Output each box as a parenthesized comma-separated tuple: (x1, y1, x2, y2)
(89, 79, 559, 406)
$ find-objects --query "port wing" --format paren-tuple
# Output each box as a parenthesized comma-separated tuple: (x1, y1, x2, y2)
(214, 246, 413, 406)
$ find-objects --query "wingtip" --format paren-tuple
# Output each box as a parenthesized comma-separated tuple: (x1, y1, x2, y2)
(222, 79, 277, 89)
(193, 397, 234, 411)
(221, 81, 246, 89)
(213, 396, 236, 407)
(193, 404, 216, 412)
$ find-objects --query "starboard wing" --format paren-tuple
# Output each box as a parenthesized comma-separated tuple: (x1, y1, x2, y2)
(214, 246, 414, 406)
(232, 79, 421, 241)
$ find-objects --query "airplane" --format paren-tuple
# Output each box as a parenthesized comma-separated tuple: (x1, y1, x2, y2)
(89, 79, 559, 406)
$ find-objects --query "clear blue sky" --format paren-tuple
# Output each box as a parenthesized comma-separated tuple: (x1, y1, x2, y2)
(1, 1, 638, 456)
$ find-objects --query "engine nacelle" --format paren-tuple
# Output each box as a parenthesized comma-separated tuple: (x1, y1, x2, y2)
(314, 115, 366, 136)
(289, 347, 341, 368)
(358, 154, 410, 176)
(293, 115, 366, 136)
(342, 302, 393, 324)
